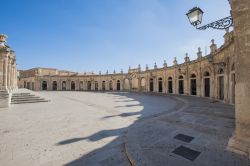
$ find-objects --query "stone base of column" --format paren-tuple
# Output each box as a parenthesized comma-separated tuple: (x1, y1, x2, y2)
(0, 89, 11, 108)
(228, 135, 250, 158)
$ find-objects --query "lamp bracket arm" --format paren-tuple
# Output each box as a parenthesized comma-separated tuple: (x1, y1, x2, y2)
(196, 16, 233, 30)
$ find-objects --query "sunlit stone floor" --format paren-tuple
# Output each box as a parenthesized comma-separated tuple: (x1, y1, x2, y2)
(0, 90, 177, 166)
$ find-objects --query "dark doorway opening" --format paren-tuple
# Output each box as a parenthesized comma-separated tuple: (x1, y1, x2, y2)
(42, 81, 47, 90)
(95, 81, 98, 90)
(204, 78, 210, 97)
(168, 77, 173, 93)
(158, 78, 163, 92)
(150, 78, 154, 92)
(109, 81, 113, 90)
(219, 76, 224, 100)
(71, 81, 75, 90)
(102, 81, 106, 90)
(52, 81, 57, 91)
(87, 81, 91, 91)
(178, 76, 184, 94)
(117, 80, 120, 91)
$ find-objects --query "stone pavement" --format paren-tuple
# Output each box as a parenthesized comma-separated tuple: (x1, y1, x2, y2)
(0, 89, 249, 166)
(125, 95, 250, 166)
(0, 89, 177, 166)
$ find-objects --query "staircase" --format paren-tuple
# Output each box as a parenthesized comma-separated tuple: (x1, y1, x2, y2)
(11, 92, 49, 104)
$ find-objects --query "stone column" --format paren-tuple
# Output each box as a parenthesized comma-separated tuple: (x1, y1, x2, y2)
(7, 59, 11, 90)
(3, 57, 8, 90)
(228, 0, 250, 157)
(0, 59, 3, 88)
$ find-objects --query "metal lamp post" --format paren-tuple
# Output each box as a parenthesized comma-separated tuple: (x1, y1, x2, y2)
(186, 0, 233, 30)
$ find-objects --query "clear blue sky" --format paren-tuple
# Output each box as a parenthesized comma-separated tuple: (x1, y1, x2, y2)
(2, 0, 231, 73)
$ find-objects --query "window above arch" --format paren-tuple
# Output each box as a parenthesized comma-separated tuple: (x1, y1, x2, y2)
(179, 75, 184, 79)
(204, 71, 210, 77)
(218, 68, 224, 74)
(191, 74, 196, 78)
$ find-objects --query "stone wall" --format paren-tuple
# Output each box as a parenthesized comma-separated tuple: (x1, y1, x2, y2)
(0, 34, 17, 108)
(19, 31, 236, 104)
(228, 0, 250, 158)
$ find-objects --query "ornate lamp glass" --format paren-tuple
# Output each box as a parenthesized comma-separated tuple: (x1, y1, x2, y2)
(186, 7, 204, 27)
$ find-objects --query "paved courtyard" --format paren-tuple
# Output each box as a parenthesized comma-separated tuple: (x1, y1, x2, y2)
(0, 90, 249, 166)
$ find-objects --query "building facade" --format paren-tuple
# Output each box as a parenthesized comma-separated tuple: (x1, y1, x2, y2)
(0, 34, 18, 107)
(18, 31, 236, 105)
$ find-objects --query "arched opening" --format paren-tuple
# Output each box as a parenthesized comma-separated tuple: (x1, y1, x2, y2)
(231, 64, 235, 104)
(42, 81, 47, 90)
(117, 80, 121, 91)
(52, 81, 57, 91)
(124, 79, 130, 90)
(62, 81, 66, 90)
(95, 81, 98, 90)
(150, 78, 154, 92)
(79, 81, 83, 91)
(32, 82, 34, 90)
(24, 81, 26, 88)
(168, 77, 173, 93)
(102, 81, 106, 90)
(141, 78, 146, 91)
(158, 77, 163, 92)
(71, 81, 75, 90)
(204, 71, 210, 97)
(218, 68, 224, 100)
(190, 74, 197, 95)
(178, 76, 184, 94)
(87, 81, 91, 91)
(27, 82, 30, 89)
(109, 80, 113, 90)
(132, 78, 138, 90)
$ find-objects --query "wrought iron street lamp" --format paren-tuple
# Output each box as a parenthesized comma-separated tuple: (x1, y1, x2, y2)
(186, 1, 233, 30)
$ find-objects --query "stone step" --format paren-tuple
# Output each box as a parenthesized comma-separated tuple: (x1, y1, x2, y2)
(11, 100, 49, 104)
(11, 98, 46, 102)
(12, 94, 35, 97)
(11, 92, 49, 105)
(11, 96, 40, 99)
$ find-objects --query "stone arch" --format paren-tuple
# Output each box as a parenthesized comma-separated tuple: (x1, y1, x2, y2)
(218, 68, 224, 74)
(62, 81, 66, 90)
(124, 79, 130, 90)
(131, 78, 139, 90)
(102, 81, 106, 90)
(158, 77, 163, 93)
(87, 81, 91, 91)
(117, 80, 121, 91)
(95, 81, 98, 90)
(204, 71, 210, 77)
(52, 81, 57, 91)
(203, 71, 211, 97)
(42, 81, 47, 90)
(190, 73, 197, 95)
(168, 76, 173, 93)
(71, 81, 75, 90)
(141, 78, 146, 91)
(149, 78, 154, 92)
(178, 75, 184, 94)
(109, 80, 113, 90)
(217, 68, 224, 100)
(79, 81, 84, 90)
